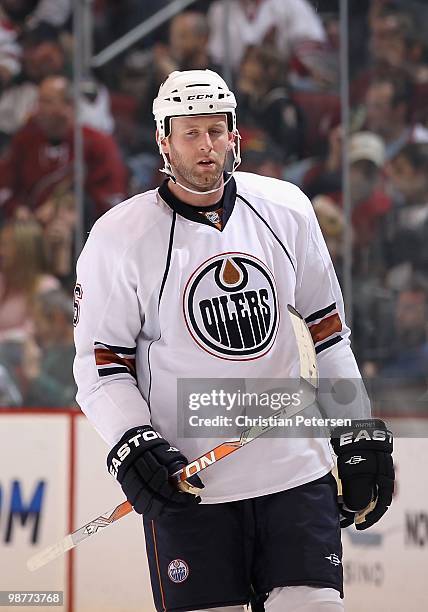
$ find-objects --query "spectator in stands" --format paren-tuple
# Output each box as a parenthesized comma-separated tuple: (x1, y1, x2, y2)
(369, 2, 428, 82)
(154, 11, 220, 80)
(236, 45, 304, 161)
(303, 129, 391, 272)
(21, 288, 76, 407)
(29, 0, 70, 29)
(379, 287, 428, 382)
(0, 0, 68, 90)
(0, 20, 115, 139)
(0, 23, 115, 137)
(116, 49, 158, 157)
(363, 286, 428, 408)
(250, 0, 326, 59)
(0, 26, 66, 141)
(208, 0, 265, 72)
(0, 75, 127, 225)
(312, 194, 345, 268)
(0, 0, 35, 87)
(304, 128, 388, 207)
(387, 142, 428, 211)
(22, 25, 66, 81)
(208, 0, 327, 78)
(300, 124, 342, 198)
(36, 178, 76, 288)
(0, 218, 59, 343)
(251, 0, 335, 90)
(348, 131, 391, 249)
(351, 3, 428, 104)
(239, 132, 285, 179)
(382, 142, 428, 289)
(115, 47, 169, 192)
(4, 28, 114, 136)
(78, 76, 115, 135)
(363, 76, 426, 159)
(369, 5, 416, 73)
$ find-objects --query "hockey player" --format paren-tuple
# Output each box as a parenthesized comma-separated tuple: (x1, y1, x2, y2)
(73, 70, 394, 612)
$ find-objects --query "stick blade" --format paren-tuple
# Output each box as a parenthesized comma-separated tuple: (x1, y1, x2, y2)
(287, 304, 318, 387)
(27, 535, 74, 572)
(27, 501, 133, 572)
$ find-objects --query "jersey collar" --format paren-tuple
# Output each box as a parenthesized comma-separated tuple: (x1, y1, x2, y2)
(158, 175, 236, 231)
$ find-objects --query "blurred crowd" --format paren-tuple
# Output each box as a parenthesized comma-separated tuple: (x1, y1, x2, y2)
(0, 0, 427, 412)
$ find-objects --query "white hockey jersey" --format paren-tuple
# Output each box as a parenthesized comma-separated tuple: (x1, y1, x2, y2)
(74, 172, 370, 503)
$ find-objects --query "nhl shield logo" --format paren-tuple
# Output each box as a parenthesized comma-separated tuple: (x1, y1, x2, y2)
(205, 211, 220, 224)
(168, 559, 189, 583)
(183, 252, 279, 360)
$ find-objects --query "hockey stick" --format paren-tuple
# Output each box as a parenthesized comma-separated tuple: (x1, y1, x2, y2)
(171, 304, 318, 489)
(27, 305, 317, 572)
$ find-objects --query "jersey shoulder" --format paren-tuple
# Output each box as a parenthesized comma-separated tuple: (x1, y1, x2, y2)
(234, 171, 312, 218)
(88, 188, 170, 251)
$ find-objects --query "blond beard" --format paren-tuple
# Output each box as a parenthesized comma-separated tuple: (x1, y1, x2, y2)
(168, 142, 226, 192)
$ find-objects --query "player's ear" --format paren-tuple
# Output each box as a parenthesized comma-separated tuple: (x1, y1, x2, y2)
(161, 136, 170, 155)
(156, 129, 170, 154)
(227, 132, 235, 151)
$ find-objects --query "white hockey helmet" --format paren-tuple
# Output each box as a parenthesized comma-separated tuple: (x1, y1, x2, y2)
(153, 69, 238, 138)
(152, 69, 241, 194)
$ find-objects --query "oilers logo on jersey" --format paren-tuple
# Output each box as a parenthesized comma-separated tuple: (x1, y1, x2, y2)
(183, 252, 279, 360)
(167, 559, 190, 583)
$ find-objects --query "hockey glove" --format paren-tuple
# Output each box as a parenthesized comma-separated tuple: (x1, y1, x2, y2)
(107, 425, 204, 520)
(330, 419, 394, 530)
(331, 465, 357, 529)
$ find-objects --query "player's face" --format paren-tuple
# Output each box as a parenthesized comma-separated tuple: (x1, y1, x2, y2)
(163, 115, 233, 192)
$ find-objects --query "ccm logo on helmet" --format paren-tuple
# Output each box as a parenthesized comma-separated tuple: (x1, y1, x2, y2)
(187, 94, 214, 100)
(339, 429, 393, 446)
(109, 429, 162, 478)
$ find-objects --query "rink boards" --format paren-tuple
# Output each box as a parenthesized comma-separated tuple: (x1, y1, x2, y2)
(0, 410, 427, 612)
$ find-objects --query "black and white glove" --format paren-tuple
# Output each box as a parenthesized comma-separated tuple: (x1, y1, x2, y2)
(107, 425, 204, 520)
(331, 419, 394, 530)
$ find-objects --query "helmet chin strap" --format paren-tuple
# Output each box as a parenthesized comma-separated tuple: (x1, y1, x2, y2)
(158, 133, 241, 197)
